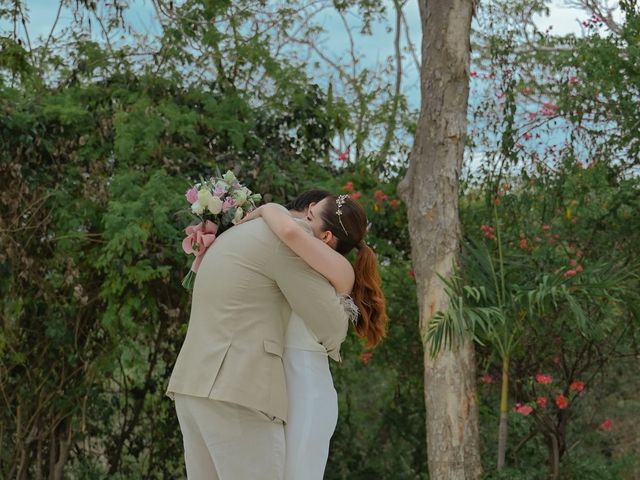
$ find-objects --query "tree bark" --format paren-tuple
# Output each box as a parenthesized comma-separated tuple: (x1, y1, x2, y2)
(398, 0, 481, 478)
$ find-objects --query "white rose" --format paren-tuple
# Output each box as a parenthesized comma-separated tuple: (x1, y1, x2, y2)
(191, 201, 204, 215)
(208, 195, 223, 215)
(232, 207, 244, 224)
(197, 188, 213, 207)
(223, 170, 237, 185)
(232, 188, 248, 206)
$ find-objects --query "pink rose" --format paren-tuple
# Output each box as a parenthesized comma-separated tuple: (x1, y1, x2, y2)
(185, 187, 198, 204)
(222, 197, 236, 212)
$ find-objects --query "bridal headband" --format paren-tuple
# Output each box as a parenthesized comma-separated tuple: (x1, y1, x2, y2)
(335, 194, 349, 236)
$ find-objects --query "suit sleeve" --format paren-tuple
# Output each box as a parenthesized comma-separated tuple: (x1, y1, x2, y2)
(265, 241, 349, 361)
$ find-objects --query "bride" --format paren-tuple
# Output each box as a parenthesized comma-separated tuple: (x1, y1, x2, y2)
(239, 191, 387, 480)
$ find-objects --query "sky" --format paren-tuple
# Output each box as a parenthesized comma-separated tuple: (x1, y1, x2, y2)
(4, 0, 620, 165)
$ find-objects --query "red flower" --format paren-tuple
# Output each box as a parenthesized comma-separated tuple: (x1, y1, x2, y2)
(575, 265, 583, 273)
(542, 225, 551, 231)
(555, 394, 568, 409)
(481, 224, 495, 240)
(600, 419, 613, 431)
(564, 269, 577, 277)
(569, 381, 585, 392)
(479, 374, 494, 384)
(337, 147, 350, 161)
(515, 404, 533, 416)
(535, 373, 553, 385)
(536, 396, 548, 408)
(344, 181, 354, 192)
(360, 352, 373, 365)
(350, 191, 362, 200)
(569, 259, 578, 266)
(374, 190, 388, 202)
(390, 199, 399, 209)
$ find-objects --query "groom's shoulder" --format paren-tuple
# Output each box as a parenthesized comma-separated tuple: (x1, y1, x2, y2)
(218, 218, 278, 246)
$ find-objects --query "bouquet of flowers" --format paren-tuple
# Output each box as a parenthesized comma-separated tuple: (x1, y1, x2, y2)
(181, 170, 262, 289)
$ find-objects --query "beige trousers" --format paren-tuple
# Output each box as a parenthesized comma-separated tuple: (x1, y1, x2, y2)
(174, 394, 285, 480)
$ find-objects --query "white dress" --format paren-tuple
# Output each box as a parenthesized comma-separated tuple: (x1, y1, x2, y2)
(283, 298, 358, 480)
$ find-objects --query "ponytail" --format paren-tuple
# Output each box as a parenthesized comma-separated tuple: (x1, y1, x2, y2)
(351, 243, 387, 348)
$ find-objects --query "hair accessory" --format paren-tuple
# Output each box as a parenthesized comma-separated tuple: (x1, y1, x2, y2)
(335, 194, 349, 236)
(339, 294, 360, 326)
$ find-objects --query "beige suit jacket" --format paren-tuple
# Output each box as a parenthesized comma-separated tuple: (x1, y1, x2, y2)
(167, 214, 348, 422)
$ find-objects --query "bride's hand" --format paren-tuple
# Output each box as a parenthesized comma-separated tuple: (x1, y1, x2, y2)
(237, 206, 263, 224)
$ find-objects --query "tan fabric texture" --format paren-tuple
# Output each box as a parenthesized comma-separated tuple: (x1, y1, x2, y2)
(174, 394, 285, 480)
(167, 213, 348, 422)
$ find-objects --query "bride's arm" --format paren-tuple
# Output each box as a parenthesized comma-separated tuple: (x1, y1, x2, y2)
(241, 203, 354, 294)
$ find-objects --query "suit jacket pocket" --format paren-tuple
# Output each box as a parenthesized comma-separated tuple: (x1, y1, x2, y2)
(263, 340, 283, 357)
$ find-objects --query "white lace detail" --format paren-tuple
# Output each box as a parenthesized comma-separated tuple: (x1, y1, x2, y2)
(339, 294, 360, 326)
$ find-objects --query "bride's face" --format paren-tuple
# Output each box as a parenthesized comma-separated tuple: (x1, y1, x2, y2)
(306, 198, 335, 247)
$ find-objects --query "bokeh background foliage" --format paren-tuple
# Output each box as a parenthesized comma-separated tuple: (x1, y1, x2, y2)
(1, 0, 638, 478)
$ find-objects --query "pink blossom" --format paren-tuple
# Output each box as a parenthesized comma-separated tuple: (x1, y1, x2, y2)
(536, 396, 548, 408)
(564, 269, 577, 277)
(185, 187, 199, 204)
(351, 191, 362, 200)
(535, 373, 553, 385)
(569, 259, 578, 266)
(344, 181, 354, 192)
(542, 225, 551, 231)
(600, 419, 613, 431)
(575, 265, 583, 272)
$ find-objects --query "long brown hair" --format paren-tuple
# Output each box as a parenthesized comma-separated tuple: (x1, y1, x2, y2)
(320, 195, 387, 347)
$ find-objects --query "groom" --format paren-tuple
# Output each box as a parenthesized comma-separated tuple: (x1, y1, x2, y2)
(167, 190, 347, 480)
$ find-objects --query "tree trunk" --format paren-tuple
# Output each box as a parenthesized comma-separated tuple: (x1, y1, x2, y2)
(398, 0, 481, 478)
(497, 356, 509, 470)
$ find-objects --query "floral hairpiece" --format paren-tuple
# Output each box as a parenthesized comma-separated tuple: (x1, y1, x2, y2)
(336, 194, 349, 236)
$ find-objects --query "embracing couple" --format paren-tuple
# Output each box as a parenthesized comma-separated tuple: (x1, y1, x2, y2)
(167, 190, 387, 479)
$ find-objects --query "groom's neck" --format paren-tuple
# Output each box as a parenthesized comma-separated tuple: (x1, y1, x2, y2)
(288, 209, 307, 219)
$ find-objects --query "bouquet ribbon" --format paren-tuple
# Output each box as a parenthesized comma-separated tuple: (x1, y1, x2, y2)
(182, 220, 218, 272)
